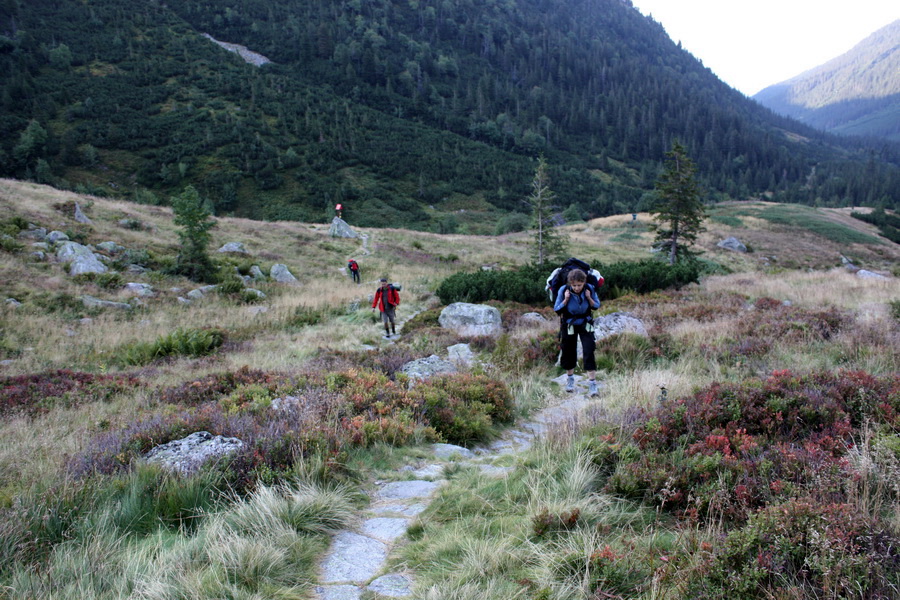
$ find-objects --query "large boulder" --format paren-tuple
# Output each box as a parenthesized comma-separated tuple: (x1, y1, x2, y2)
(329, 217, 359, 238)
(123, 283, 154, 297)
(57, 242, 108, 275)
(143, 431, 244, 475)
(46, 231, 69, 244)
(717, 236, 747, 252)
(593, 312, 648, 341)
(270, 263, 298, 283)
(438, 303, 502, 337)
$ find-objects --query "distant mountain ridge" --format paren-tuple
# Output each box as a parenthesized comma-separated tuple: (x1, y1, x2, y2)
(754, 20, 900, 141)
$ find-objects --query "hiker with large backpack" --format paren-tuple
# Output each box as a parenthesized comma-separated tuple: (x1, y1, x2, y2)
(372, 278, 401, 338)
(347, 259, 360, 284)
(553, 267, 601, 397)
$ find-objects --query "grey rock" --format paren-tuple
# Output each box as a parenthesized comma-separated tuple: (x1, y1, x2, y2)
(18, 226, 47, 241)
(520, 312, 548, 325)
(30, 242, 50, 250)
(177, 297, 191, 305)
(126, 264, 148, 275)
(432, 443, 475, 460)
(5, 298, 22, 308)
(143, 431, 243, 475)
(319, 532, 387, 583)
(717, 236, 747, 252)
(0, 359, 14, 367)
(56, 242, 108, 275)
(360, 518, 409, 542)
(270, 395, 301, 412)
(46, 231, 69, 244)
(244, 288, 266, 299)
(81, 295, 132, 310)
(409, 464, 445, 479)
(123, 283, 154, 297)
(377, 480, 442, 501)
(186, 289, 205, 301)
(399, 354, 457, 382)
(314, 585, 362, 600)
(438, 302, 502, 337)
(593, 312, 648, 341)
(96, 241, 125, 254)
(73, 203, 92, 224)
(857, 269, 889, 280)
(447, 343, 476, 366)
(217, 242, 249, 254)
(371, 503, 427, 517)
(79, 318, 93, 326)
(29, 251, 46, 261)
(249, 265, 266, 281)
(270, 263, 298, 283)
(367, 574, 413, 597)
(329, 217, 359, 238)
(56, 241, 94, 262)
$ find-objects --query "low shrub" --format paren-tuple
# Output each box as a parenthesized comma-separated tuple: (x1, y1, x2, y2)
(597, 259, 702, 298)
(116, 327, 226, 366)
(436, 265, 547, 304)
(605, 370, 900, 521)
(0, 370, 139, 416)
(158, 366, 287, 406)
(689, 499, 900, 598)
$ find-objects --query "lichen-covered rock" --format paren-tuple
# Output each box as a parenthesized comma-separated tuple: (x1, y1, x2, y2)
(143, 431, 243, 475)
(270, 263, 298, 283)
(438, 303, 502, 337)
(329, 217, 359, 238)
(217, 242, 249, 254)
(400, 354, 457, 381)
(593, 312, 648, 341)
(81, 295, 131, 310)
(717, 236, 747, 252)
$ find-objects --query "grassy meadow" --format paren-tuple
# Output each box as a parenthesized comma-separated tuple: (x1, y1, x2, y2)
(1, 178, 899, 599)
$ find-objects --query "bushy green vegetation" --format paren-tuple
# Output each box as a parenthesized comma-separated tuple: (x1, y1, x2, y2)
(116, 328, 226, 366)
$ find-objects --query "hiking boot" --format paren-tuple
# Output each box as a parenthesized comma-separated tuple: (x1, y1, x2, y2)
(565, 376, 575, 393)
(588, 380, 599, 397)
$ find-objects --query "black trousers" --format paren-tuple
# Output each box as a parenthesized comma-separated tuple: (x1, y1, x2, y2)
(559, 323, 596, 371)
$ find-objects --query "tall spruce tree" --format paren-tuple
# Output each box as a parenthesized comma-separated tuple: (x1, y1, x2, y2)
(525, 156, 568, 267)
(650, 141, 705, 265)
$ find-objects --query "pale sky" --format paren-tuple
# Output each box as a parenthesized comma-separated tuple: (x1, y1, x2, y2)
(629, 0, 899, 96)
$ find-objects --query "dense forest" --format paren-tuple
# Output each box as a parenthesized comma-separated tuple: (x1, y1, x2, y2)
(1, 0, 899, 231)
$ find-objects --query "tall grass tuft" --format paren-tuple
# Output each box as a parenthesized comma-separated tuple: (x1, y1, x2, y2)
(117, 327, 226, 366)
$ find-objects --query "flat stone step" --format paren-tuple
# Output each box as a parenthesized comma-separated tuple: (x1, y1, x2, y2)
(361, 517, 409, 543)
(319, 531, 387, 584)
(367, 573, 413, 597)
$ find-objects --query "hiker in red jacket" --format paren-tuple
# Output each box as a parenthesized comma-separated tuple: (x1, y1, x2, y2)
(347, 259, 360, 284)
(372, 278, 400, 338)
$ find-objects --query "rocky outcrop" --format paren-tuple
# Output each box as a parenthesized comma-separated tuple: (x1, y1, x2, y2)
(143, 431, 244, 475)
(56, 241, 108, 275)
(400, 354, 458, 382)
(438, 303, 502, 337)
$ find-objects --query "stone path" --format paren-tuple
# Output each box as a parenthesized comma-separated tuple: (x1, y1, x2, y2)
(313, 377, 605, 599)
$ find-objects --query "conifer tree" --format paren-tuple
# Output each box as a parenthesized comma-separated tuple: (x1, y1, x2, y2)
(650, 141, 705, 265)
(525, 156, 568, 267)
(171, 185, 217, 282)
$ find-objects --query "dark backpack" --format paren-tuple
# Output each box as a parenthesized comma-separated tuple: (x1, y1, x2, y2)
(545, 257, 604, 312)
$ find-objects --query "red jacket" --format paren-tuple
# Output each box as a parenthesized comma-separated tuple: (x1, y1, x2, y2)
(372, 286, 400, 311)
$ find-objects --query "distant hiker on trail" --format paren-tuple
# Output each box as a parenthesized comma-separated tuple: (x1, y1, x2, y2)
(553, 268, 600, 397)
(335, 203, 343, 219)
(372, 278, 400, 338)
(347, 259, 360, 284)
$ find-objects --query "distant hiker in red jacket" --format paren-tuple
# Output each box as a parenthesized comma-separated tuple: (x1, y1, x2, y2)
(347, 259, 360, 284)
(335, 203, 343, 219)
(372, 278, 400, 338)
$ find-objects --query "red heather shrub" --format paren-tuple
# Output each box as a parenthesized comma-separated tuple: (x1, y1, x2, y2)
(690, 499, 900, 598)
(607, 370, 899, 520)
(0, 370, 139, 416)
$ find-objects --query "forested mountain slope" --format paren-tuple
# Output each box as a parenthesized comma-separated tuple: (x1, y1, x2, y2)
(1, 0, 898, 231)
(754, 20, 900, 142)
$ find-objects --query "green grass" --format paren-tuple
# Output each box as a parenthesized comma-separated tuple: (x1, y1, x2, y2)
(756, 205, 883, 245)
